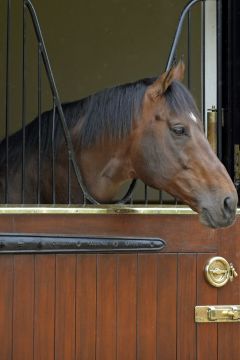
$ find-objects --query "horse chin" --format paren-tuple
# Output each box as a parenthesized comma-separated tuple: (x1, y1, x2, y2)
(179, 200, 236, 229)
(199, 208, 236, 229)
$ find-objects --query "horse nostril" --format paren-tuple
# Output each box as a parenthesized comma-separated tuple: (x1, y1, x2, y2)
(223, 196, 236, 216)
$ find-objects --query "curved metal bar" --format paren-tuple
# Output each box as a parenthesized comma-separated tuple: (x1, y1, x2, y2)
(24, 0, 99, 204)
(115, 178, 137, 204)
(166, 0, 204, 71)
(24, 0, 137, 205)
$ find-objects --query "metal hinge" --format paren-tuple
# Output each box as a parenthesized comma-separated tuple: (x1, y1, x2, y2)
(207, 106, 217, 153)
(234, 145, 240, 187)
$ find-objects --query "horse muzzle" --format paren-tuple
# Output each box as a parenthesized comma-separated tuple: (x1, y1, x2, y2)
(199, 192, 238, 229)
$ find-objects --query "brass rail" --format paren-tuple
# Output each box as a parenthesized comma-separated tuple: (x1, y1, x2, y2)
(0, 205, 239, 215)
(0, 205, 196, 215)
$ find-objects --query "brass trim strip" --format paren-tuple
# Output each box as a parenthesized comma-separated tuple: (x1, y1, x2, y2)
(0, 205, 238, 215)
(0, 204, 196, 215)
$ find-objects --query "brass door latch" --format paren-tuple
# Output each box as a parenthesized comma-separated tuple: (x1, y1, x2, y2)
(195, 305, 240, 323)
(205, 256, 238, 287)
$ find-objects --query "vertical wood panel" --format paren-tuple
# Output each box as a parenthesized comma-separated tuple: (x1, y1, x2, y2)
(55, 255, 76, 360)
(177, 254, 196, 360)
(0, 256, 13, 360)
(218, 225, 240, 360)
(34, 255, 55, 360)
(137, 254, 157, 360)
(96, 255, 117, 360)
(157, 254, 177, 360)
(117, 254, 137, 360)
(76, 255, 96, 360)
(197, 253, 218, 360)
(13, 255, 34, 360)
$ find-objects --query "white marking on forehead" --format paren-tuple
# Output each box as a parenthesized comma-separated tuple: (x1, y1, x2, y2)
(189, 112, 197, 123)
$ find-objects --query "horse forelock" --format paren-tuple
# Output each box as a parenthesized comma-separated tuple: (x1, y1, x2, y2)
(164, 81, 201, 123)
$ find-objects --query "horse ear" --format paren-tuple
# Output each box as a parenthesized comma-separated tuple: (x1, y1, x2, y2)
(148, 60, 185, 101)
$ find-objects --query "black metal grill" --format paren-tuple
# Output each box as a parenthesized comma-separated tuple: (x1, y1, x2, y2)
(1, 0, 209, 206)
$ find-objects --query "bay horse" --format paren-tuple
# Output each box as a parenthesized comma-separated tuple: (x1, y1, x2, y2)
(0, 61, 238, 228)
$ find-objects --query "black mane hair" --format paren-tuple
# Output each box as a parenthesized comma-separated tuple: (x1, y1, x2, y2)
(78, 78, 156, 147)
(0, 78, 154, 169)
(0, 77, 200, 170)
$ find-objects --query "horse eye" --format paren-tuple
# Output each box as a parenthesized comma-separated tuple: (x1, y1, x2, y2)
(171, 125, 186, 136)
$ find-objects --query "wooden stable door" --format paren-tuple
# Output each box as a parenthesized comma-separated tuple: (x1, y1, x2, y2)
(0, 211, 239, 359)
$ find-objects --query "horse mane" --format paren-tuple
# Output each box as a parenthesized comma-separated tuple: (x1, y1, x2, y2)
(75, 79, 200, 148)
(0, 78, 154, 170)
(0, 77, 199, 170)
(78, 78, 155, 147)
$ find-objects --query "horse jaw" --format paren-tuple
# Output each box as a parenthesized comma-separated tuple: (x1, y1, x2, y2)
(79, 143, 135, 203)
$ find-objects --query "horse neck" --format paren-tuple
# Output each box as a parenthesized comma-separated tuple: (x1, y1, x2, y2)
(78, 137, 135, 202)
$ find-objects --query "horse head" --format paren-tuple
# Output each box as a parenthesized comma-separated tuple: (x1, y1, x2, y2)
(130, 61, 238, 228)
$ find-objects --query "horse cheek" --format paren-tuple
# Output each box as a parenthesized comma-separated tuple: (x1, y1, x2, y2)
(133, 132, 170, 187)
